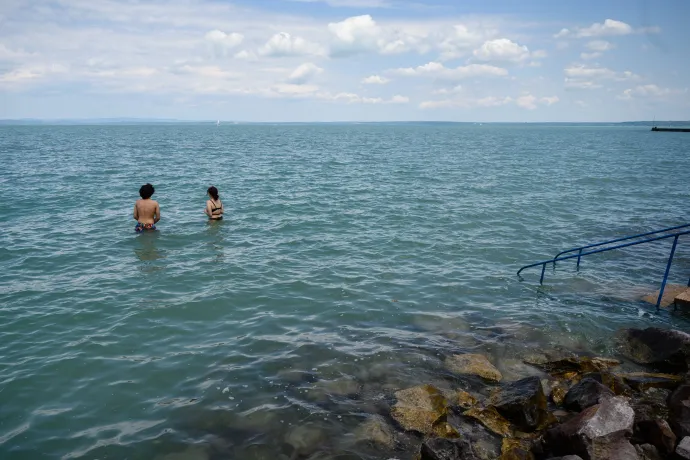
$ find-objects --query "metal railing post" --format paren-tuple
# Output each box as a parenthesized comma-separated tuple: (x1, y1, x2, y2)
(656, 235, 679, 312)
(540, 263, 546, 284)
(576, 248, 583, 271)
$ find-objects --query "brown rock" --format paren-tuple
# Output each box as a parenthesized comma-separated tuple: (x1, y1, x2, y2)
(353, 415, 396, 449)
(552, 383, 570, 406)
(445, 354, 503, 382)
(391, 384, 448, 434)
(500, 438, 534, 460)
(456, 389, 479, 410)
(464, 406, 513, 437)
(616, 372, 682, 391)
(580, 372, 633, 396)
(532, 357, 620, 380)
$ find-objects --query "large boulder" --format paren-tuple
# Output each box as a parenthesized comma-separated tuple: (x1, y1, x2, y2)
(617, 327, 690, 372)
(490, 376, 549, 432)
(677, 436, 690, 459)
(668, 384, 690, 439)
(580, 372, 632, 396)
(390, 384, 448, 434)
(445, 354, 503, 382)
(543, 396, 635, 459)
(563, 378, 614, 412)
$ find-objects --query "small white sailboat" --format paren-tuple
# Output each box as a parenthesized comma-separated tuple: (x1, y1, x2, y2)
(216, 120, 220, 126)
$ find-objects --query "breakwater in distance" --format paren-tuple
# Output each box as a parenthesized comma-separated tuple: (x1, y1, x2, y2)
(1, 123, 690, 459)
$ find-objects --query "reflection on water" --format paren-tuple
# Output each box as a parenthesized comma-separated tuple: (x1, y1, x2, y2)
(134, 230, 164, 271)
(206, 219, 226, 263)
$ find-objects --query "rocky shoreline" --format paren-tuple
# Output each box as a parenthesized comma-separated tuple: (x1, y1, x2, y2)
(375, 326, 690, 460)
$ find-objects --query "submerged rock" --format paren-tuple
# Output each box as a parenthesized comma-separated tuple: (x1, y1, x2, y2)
(544, 396, 634, 459)
(633, 419, 676, 456)
(390, 384, 448, 434)
(285, 423, 326, 457)
(490, 376, 548, 432)
(616, 372, 682, 391)
(563, 378, 614, 412)
(445, 354, 503, 382)
(618, 327, 690, 372)
(353, 415, 395, 449)
(455, 389, 480, 410)
(314, 377, 361, 397)
(157, 446, 210, 460)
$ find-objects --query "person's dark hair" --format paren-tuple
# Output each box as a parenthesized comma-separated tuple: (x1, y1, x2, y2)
(139, 183, 155, 199)
(207, 186, 219, 201)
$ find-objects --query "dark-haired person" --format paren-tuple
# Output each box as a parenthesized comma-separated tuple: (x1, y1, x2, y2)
(204, 186, 223, 220)
(133, 183, 160, 232)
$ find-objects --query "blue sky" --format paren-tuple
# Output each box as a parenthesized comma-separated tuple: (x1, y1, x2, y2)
(0, 0, 688, 121)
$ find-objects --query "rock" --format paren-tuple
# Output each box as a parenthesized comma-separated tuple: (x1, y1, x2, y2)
(315, 377, 361, 397)
(445, 354, 503, 382)
(544, 396, 634, 459)
(618, 327, 690, 372)
(668, 384, 690, 439)
(353, 415, 395, 449)
(589, 438, 640, 460)
(447, 412, 502, 459)
(678, 436, 690, 459)
(499, 359, 545, 382)
(563, 378, 614, 412)
(634, 444, 662, 460)
(633, 419, 676, 456)
(463, 406, 513, 437)
(631, 387, 670, 423)
(532, 357, 620, 380)
(419, 437, 476, 460)
(455, 389, 480, 409)
(545, 457, 584, 460)
(490, 376, 549, 432)
(500, 438, 534, 460)
(551, 382, 570, 406)
(580, 372, 632, 396)
(285, 423, 325, 457)
(390, 384, 448, 434)
(616, 372, 682, 391)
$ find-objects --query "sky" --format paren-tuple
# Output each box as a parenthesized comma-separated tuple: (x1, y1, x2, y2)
(0, 0, 688, 122)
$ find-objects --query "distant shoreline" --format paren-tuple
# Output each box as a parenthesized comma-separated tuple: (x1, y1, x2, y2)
(1, 119, 689, 126)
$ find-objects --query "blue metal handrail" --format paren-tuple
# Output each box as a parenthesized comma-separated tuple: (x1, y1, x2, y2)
(517, 229, 690, 311)
(553, 223, 690, 269)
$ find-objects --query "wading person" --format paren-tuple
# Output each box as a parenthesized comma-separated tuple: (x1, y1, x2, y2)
(133, 183, 160, 232)
(205, 186, 224, 220)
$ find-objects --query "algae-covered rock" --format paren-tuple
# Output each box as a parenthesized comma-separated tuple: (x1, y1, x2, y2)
(563, 378, 614, 412)
(618, 327, 690, 372)
(616, 372, 682, 391)
(500, 438, 534, 460)
(463, 406, 513, 437)
(445, 354, 503, 382)
(532, 357, 620, 380)
(580, 372, 632, 396)
(285, 423, 326, 457)
(390, 384, 448, 434)
(490, 376, 548, 432)
(419, 437, 476, 460)
(456, 389, 480, 409)
(353, 415, 395, 449)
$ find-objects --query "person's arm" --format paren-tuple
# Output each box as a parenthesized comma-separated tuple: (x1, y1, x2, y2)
(220, 201, 224, 215)
(133, 203, 139, 221)
(154, 202, 161, 223)
(205, 201, 212, 217)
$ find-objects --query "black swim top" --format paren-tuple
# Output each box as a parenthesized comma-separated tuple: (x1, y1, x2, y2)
(210, 199, 223, 214)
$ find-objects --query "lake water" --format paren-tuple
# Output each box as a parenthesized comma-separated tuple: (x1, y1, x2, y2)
(1, 123, 690, 459)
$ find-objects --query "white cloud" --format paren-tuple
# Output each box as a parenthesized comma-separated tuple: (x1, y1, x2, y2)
(580, 52, 602, 60)
(327, 15, 430, 57)
(564, 65, 616, 79)
(389, 94, 409, 103)
(472, 38, 532, 63)
(234, 50, 257, 60)
(438, 24, 493, 60)
(286, 62, 323, 84)
(563, 65, 640, 87)
(420, 93, 558, 110)
(390, 61, 508, 80)
(204, 30, 244, 56)
(564, 79, 603, 90)
(556, 19, 633, 38)
(618, 84, 684, 100)
(317, 91, 408, 104)
(586, 40, 615, 52)
(361, 75, 389, 84)
(258, 32, 325, 57)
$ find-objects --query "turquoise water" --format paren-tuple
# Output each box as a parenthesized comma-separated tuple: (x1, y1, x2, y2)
(1, 124, 690, 459)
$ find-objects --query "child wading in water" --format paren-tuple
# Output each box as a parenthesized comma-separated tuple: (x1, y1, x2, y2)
(133, 183, 160, 232)
(205, 186, 223, 220)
